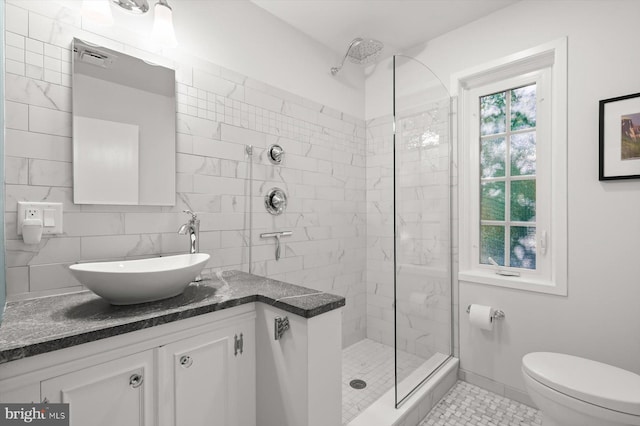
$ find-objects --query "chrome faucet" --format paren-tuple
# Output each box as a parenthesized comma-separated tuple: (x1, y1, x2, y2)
(178, 210, 200, 254)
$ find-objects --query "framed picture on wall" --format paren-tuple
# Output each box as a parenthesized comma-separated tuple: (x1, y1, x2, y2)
(599, 92, 640, 180)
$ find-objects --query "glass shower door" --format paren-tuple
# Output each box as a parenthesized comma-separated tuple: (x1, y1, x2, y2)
(393, 55, 453, 407)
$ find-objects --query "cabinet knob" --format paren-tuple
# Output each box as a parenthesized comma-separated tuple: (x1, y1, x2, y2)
(179, 355, 193, 368)
(129, 373, 144, 389)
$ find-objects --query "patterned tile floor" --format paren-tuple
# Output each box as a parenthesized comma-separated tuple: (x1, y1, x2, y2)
(342, 339, 426, 425)
(420, 381, 542, 426)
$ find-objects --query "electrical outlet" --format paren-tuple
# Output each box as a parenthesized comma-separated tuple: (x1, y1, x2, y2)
(25, 208, 41, 220)
(17, 202, 63, 235)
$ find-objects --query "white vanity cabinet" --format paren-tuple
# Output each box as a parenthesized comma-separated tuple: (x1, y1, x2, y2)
(0, 305, 256, 426)
(0, 278, 345, 426)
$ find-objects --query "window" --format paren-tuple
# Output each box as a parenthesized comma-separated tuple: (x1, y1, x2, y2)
(480, 83, 537, 270)
(454, 39, 567, 295)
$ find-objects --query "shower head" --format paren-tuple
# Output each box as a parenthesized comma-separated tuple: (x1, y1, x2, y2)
(331, 38, 384, 75)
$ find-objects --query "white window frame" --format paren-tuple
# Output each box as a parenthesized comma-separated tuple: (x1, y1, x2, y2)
(452, 38, 568, 296)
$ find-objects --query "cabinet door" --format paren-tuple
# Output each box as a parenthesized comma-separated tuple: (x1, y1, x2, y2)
(41, 350, 154, 426)
(159, 319, 255, 426)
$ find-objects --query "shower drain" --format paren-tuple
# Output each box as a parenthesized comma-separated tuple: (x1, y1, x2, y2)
(349, 379, 367, 390)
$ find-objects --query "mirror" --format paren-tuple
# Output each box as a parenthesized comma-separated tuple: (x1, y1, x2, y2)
(72, 38, 176, 205)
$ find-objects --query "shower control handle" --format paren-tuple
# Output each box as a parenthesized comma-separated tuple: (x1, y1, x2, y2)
(271, 193, 284, 209)
(264, 188, 288, 215)
(268, 144, 284, 164)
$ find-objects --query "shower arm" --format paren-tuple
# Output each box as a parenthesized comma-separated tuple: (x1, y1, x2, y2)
(331, 38, 363, 75)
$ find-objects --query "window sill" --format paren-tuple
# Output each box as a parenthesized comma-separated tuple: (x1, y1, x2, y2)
(458, 269, 567, 296)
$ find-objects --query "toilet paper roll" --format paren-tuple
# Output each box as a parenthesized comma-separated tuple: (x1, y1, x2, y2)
(22, 218, 43, 244)
(469, 304, 493, 331)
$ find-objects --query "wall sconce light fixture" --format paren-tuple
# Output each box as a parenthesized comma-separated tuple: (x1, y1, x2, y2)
(150, 0, 178, 47)
(82, 0, 178, 47)
(112, 0, 149, 14)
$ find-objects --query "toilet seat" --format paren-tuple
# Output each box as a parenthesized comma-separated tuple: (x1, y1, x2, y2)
(522, 352, 640, 416)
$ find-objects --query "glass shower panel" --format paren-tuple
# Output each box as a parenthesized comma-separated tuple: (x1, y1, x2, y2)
(393, 55, 452, 407)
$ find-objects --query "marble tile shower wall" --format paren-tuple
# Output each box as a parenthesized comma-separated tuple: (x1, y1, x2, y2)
(365, 101, 452, 359)
(365, 115, 396, 347)
(3, 1, 367, 347)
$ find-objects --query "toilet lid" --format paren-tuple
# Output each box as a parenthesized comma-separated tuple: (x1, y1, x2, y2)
(522, 352, 640, 416)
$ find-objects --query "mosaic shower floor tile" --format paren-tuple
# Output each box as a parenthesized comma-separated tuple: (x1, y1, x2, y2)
(342, 338, 426, 425)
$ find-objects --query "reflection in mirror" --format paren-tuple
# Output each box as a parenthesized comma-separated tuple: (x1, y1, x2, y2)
(72, 38, 176, 205)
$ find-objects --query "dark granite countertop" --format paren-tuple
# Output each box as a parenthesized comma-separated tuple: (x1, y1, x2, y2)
(0, 270, 345, 364)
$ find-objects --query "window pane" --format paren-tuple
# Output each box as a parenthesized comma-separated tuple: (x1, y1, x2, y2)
(510, 85, 536, 131)
(480, 92, 506, 136)
(481, 181, 505, 221)
(510, 179, 536, 222)
(480, 225, 505, 265)
(511, 132, 536, 176)
(510, 226, 536, 269)
(481, 137, 506, 178)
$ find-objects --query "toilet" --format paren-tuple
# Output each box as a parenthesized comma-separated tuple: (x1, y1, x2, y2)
(522, 352, 640, 426)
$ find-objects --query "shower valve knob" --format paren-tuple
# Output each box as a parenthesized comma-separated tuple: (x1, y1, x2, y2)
(265, 188, 287, 215)
(268, 144, 284, 164)
(271, 194, 283, 208)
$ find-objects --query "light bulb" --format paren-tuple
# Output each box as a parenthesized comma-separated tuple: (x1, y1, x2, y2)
(151, 1, 178, 47)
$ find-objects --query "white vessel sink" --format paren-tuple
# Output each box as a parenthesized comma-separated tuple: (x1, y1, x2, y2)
(69, 253, 210, 305)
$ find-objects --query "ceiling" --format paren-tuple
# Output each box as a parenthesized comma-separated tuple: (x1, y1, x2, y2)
(251, 0, 520, 57)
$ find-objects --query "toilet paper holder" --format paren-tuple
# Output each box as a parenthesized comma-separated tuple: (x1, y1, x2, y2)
(466, 305, 505, 320)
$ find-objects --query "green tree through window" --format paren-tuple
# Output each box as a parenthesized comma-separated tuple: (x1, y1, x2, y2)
(479, 84, 537, 269)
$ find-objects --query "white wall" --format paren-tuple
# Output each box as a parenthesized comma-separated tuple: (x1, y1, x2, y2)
(365, 0, 640, 396)
(172, 0, 365, 119)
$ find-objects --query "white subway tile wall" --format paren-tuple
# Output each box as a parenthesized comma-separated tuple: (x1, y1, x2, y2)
(4, 1, 366, 346)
